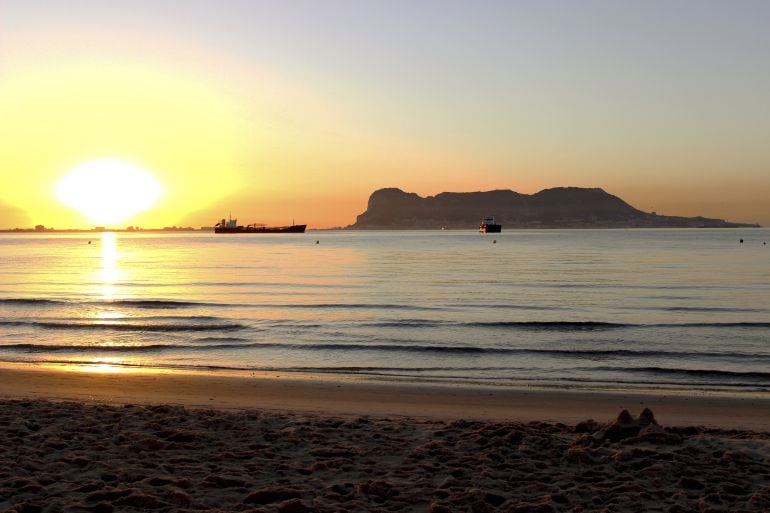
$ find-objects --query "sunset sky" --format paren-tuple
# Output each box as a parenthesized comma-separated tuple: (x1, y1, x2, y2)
(1, 0, 769, 229)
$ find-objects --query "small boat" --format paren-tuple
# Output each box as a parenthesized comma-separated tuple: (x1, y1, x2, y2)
(479, 217, 502, 233)
(214, 217, 306, 234)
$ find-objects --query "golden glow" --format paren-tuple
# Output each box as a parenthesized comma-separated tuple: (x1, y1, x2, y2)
(98, 231, 121, 299)
(56, 160, 162, 225)
(42, 359, 155, 374)
(0, 58, 247, 228)
(78, 359, 132, 374)
(95, 310, 126, 320)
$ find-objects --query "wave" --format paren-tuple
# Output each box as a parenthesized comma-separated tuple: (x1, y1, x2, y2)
(0, 298, 63, 305)
(3, 314, 769, 334)
(363, 320, 443, 328)
(49, 315, 222, 322)
(129, 315, 222, 321)
(463, 321, 629, 330)
(0, 321, 246, 332)
(97, 299, 216, 308)
(326, 319, 770, 331)
(33, 360, 770, 388)
(269, 303, 443, 311)
(660, 306, 768, 313)
(0, 352, 767, 389)
(609, 366, 770, 382)
(352, 319, 770, 331)
(660, 322, 770, 328)
(197, 336, 253, 343)
(0, 343, 175, 353)
(462, 321, 770, 330)
(0, 298, 445, 311)
(282, 344, 770, 361)
(397, 320, 770, 330)
(0, 298, 222, 308)
(0, 340, 263, 353)
(447, 303, 567, 311)
(4, 340, 769, 364)
(357, 320, 631, 330)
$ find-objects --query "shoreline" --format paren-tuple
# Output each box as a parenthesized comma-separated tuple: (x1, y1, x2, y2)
(2, 363, 769, 430)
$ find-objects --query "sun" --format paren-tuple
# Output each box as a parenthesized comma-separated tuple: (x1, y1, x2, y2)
(55, 160, 163, 226)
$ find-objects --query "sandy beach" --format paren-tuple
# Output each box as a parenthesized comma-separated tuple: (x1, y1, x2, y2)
(2, 365, 770, 512)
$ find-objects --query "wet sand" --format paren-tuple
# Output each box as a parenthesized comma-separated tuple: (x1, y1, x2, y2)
(1, 364, 770, 512)
(2, 364, 770, 429)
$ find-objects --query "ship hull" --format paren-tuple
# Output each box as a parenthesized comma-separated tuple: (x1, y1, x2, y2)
(215, 224, 307, 234)
(479, 224, 502, 233)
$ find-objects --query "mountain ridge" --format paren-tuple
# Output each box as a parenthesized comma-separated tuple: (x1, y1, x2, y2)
(348, 187, 759, 229)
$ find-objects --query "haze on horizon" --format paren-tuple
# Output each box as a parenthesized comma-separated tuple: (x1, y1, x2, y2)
(1, 0, 769, 229)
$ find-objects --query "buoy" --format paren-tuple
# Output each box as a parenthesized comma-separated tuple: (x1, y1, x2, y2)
(493, 240, 497, 244)
(316, 240, 319, 244)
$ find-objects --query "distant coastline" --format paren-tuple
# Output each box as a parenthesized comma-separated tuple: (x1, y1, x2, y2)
(349, 187, 761, 230)
(0, 226, 204, 233)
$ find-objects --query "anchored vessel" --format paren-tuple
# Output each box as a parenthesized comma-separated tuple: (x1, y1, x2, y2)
(479, 217, 502, 233)
(214, 217, 306, 234)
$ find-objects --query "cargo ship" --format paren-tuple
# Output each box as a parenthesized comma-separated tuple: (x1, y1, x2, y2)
(479, 217, 502, 233)
(214, 217, 306, 234)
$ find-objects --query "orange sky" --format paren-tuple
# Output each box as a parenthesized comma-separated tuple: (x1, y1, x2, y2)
(1, 2, 769, 229)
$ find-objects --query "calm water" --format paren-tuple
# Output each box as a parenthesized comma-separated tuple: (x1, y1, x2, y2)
(1, 229, 769, 392)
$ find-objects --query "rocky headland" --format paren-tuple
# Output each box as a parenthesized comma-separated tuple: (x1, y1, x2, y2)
(349, 187, 759, 229)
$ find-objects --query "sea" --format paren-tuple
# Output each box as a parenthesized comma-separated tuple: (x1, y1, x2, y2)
(1, 229, 769, 393)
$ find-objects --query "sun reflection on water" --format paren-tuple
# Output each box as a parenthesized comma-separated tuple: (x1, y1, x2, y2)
(42, 358, 170, 375)
(99, 231, 121, 299)
(95, 310, 126, 320)
(80, 358, 132, 373)
(41, 359, 132, 374)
